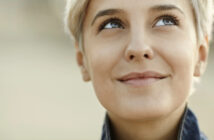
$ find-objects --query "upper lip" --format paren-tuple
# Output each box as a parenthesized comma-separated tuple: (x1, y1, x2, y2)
(118, 71, 169, 81)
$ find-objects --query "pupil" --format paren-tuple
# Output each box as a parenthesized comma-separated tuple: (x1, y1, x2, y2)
(111, 22, 119, 28)
(163, 19, 173, 25)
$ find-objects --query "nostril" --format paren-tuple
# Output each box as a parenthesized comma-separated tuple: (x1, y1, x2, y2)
(144, 54, 149, 58)
(129, 55, 134, 60)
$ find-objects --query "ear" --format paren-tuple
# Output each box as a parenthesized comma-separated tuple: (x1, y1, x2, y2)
(75, 42, 91, 82)
(193, 36, 209, 77)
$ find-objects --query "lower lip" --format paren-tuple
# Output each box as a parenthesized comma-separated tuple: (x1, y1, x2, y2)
(120, 77, 165, 87)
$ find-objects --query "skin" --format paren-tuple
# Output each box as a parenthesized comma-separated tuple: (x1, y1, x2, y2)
(75, 0, 208, 139)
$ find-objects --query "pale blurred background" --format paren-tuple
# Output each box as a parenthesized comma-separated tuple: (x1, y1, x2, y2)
(0, 1, 213, 140)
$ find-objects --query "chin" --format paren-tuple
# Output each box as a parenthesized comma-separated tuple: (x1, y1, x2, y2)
(107, 99, 177, 121)
(129, 108, 171, 121)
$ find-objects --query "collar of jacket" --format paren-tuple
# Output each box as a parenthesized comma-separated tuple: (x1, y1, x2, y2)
(101, 106, 207, 140)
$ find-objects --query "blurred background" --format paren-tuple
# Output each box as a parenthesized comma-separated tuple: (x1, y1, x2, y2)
(0, 0, 213, 140)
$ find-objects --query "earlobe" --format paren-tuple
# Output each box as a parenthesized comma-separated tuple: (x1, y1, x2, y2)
(75, 43, 91, 82)
(193, 62, 201, 77)
(81, 64, 91, 81)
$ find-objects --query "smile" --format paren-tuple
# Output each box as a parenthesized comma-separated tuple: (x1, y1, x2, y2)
(118, 71, 169, 87)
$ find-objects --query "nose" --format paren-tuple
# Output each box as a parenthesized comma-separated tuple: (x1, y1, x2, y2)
(125, 37, 154, 62)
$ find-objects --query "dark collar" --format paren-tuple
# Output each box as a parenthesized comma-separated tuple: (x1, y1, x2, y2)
(101, 107, 207, 140)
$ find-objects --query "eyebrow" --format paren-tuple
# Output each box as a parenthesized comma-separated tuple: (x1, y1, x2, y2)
(150, 4, 184, 15)
(91, 9, 123, 26)
(91, 4, 184, 26)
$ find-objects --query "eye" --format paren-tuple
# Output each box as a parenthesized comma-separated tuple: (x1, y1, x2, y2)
(154, 15, 179, 27)
(99, 18, 124, 31)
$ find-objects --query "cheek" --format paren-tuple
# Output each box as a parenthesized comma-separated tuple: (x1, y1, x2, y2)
(84, 39, 122, 88)
(159, 39, 196, 98)
(155, 31, 196, 77)
(83, 36, 127, 107)
(85, 34, 126, 80)
(85, 50, 118, 109)
(168, 47, 194, 76)
(87, 47, 119, 78)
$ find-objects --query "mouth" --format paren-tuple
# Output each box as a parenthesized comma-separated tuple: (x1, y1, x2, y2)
(118, 71, 169, 87)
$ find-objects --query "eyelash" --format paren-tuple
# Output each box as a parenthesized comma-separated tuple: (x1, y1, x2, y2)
(98, 14, 180, 32)
(98, 17, 124, 31)
(154, 14, 180, 26)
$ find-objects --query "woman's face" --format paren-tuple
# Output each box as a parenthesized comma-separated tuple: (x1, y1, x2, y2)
(78, 0, 206, 120)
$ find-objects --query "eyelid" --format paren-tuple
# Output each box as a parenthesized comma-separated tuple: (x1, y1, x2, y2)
(153, 14, 180, 27)
(98, 17, 125, 31)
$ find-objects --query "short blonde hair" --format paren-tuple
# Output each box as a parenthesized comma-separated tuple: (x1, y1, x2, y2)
(65, 0, 214, 44)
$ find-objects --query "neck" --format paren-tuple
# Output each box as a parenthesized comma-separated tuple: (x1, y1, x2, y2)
(108, 104, 186, 140)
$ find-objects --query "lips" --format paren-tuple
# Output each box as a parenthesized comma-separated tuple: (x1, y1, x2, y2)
(118, 71, 168, 87)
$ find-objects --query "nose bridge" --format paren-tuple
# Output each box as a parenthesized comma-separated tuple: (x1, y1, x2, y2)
(130, 18, 145, 48)
(128, 12, 151, 51)
(129, 28, 145, 50)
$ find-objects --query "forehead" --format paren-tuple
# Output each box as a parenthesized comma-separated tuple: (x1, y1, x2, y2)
(86, 0, 192, 17)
